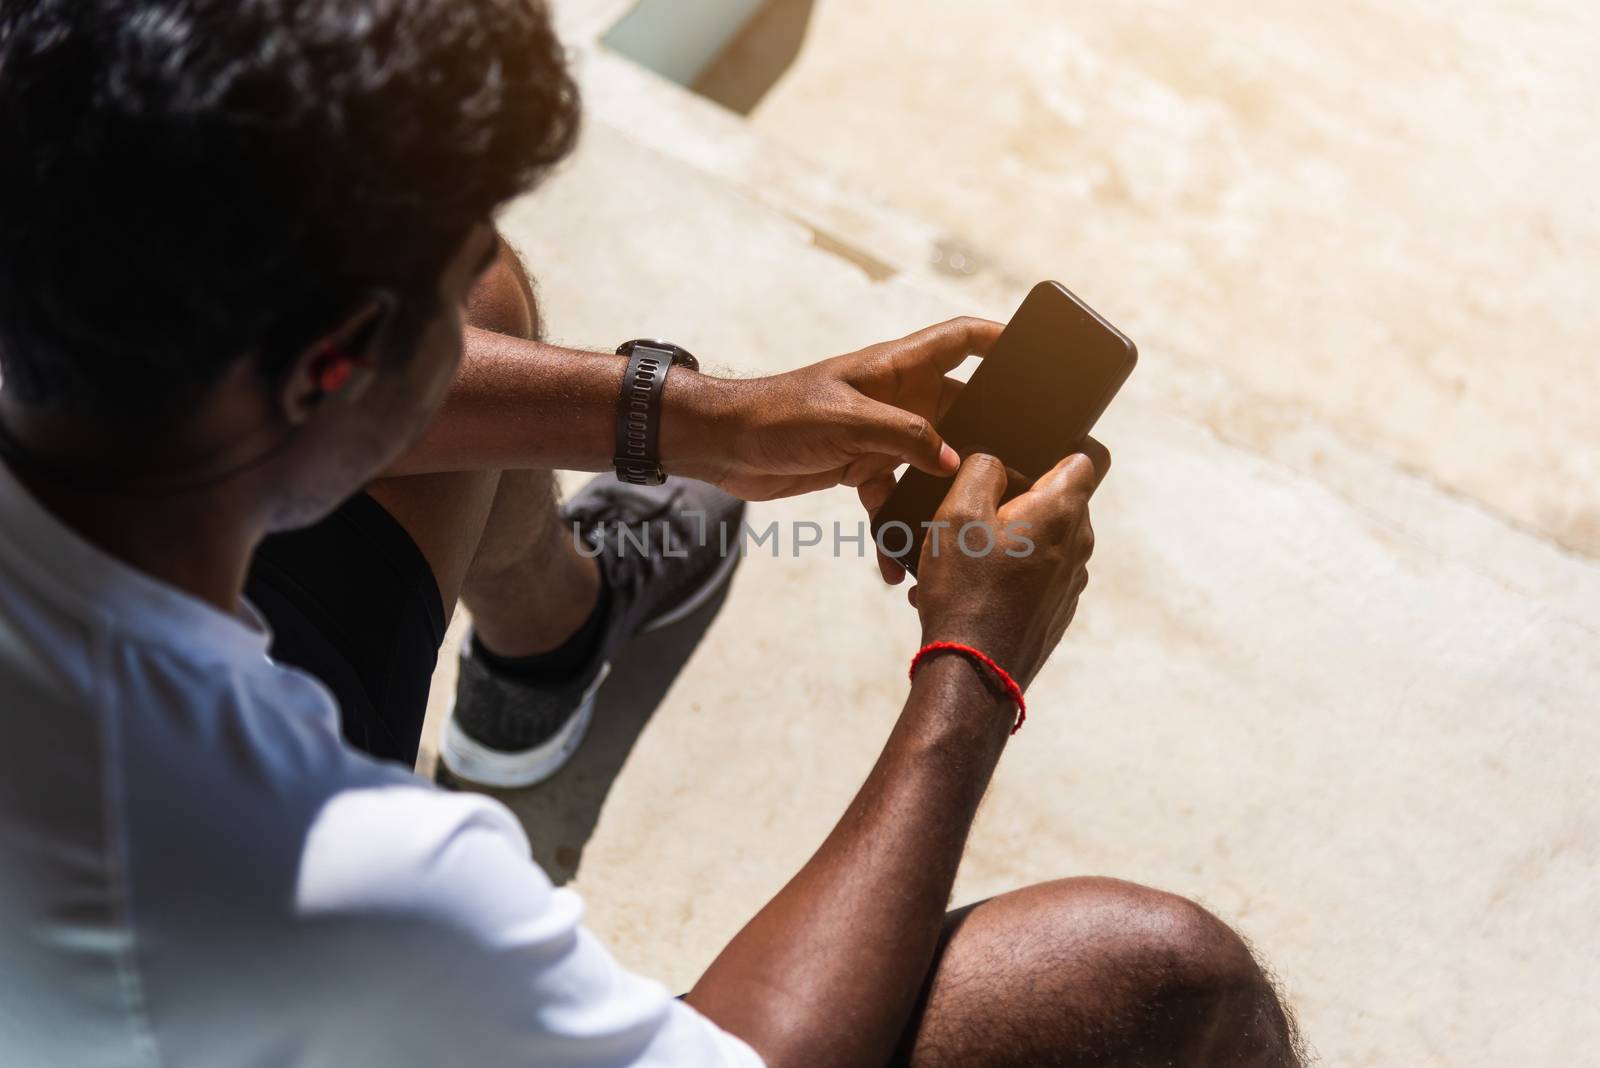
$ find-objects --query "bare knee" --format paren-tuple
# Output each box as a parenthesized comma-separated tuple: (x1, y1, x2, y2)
(903, 877, 1303, 1067)
(1030, 877, 1301, 1066)
(466, 233, 539, 339)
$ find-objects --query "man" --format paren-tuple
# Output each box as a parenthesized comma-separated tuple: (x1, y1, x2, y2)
(0, 1, 1304, 1065)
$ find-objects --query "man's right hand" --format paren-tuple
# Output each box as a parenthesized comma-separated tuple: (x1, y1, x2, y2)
(911, 442, 1110, 689)
(690, 439, 1110, 1066)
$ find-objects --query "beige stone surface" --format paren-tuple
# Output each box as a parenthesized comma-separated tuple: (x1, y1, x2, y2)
(415, 7, 1600, 1065)
(732, 0, 1600, 558)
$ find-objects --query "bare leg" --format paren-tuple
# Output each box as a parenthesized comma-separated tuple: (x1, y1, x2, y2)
(366, 236, 599, 651)
(457, 467, 601, 655)
(891, 878, 1304, 1068)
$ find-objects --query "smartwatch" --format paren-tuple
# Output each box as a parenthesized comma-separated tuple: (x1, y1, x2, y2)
(613, 339, 699, 485)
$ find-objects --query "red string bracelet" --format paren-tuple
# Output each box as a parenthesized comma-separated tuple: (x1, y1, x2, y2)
(909, 641, 1027, 734)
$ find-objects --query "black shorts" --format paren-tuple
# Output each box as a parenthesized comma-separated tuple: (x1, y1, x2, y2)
(246, 492, 445, 767)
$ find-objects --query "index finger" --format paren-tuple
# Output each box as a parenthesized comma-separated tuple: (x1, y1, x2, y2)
(934, 452, 1010, 524)
(895, 316, 1005, 373)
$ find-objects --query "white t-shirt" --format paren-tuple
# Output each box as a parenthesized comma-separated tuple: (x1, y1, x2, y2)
(0, 461, 763, 1068)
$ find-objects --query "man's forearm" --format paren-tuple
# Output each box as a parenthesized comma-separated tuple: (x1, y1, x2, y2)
(383, 327, 732, 477)
(686, 655, 1015, 1068)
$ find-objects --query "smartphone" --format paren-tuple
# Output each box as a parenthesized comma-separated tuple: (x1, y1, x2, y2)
(870, 281, 1137, 575)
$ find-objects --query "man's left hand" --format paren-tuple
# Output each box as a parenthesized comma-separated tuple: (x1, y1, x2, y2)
(669, 317, 1002, 505)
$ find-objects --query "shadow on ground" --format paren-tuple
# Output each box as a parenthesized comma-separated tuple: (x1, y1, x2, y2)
(442, 579, 734, 885)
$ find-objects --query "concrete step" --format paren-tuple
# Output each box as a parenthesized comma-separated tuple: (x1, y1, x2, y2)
(726, 0, 1600, 561)
(419, 17, 1600, 1066)
(567, 28, 1600, 625)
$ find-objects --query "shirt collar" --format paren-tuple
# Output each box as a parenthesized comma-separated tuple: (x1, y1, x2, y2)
(0, 457, 272, 663)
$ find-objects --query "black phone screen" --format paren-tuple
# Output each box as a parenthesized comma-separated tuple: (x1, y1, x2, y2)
(871, 281, 1136, 573)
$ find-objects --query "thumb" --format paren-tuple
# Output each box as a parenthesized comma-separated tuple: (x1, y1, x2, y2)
(854, 400, 960, 476)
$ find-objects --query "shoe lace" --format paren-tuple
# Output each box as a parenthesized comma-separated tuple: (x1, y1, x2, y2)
(574, 497, 709, 595)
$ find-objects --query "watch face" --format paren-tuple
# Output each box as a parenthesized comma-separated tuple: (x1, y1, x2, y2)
(617, 338, 698, 371)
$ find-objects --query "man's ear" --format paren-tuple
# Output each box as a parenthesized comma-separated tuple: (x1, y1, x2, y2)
(279, 292, 398, 426)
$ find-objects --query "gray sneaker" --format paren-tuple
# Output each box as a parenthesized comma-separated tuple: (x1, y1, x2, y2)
(439, 476, 745, 788)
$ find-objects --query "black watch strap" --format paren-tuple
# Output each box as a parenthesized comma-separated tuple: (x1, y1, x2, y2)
(613, 339, 697, 485)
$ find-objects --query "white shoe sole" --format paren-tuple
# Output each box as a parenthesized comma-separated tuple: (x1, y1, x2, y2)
(440, 540, 740, 788)
(440, 662, 610, 788)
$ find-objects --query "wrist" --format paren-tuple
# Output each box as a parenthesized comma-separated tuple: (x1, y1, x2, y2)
(658, 371, 743, 481)
(906, 653, 1016, 741)
(919, 619, 1018, 675)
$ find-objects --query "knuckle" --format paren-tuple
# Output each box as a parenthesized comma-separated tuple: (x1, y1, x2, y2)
(939, 498, 980, 526)
(927, 316, 977, 349)
(933, 493, 965, 524)
(1051, 492, 1087, 528)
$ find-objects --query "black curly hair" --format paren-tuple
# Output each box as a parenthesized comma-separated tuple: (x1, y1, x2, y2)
(0, 0, 580, 414)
